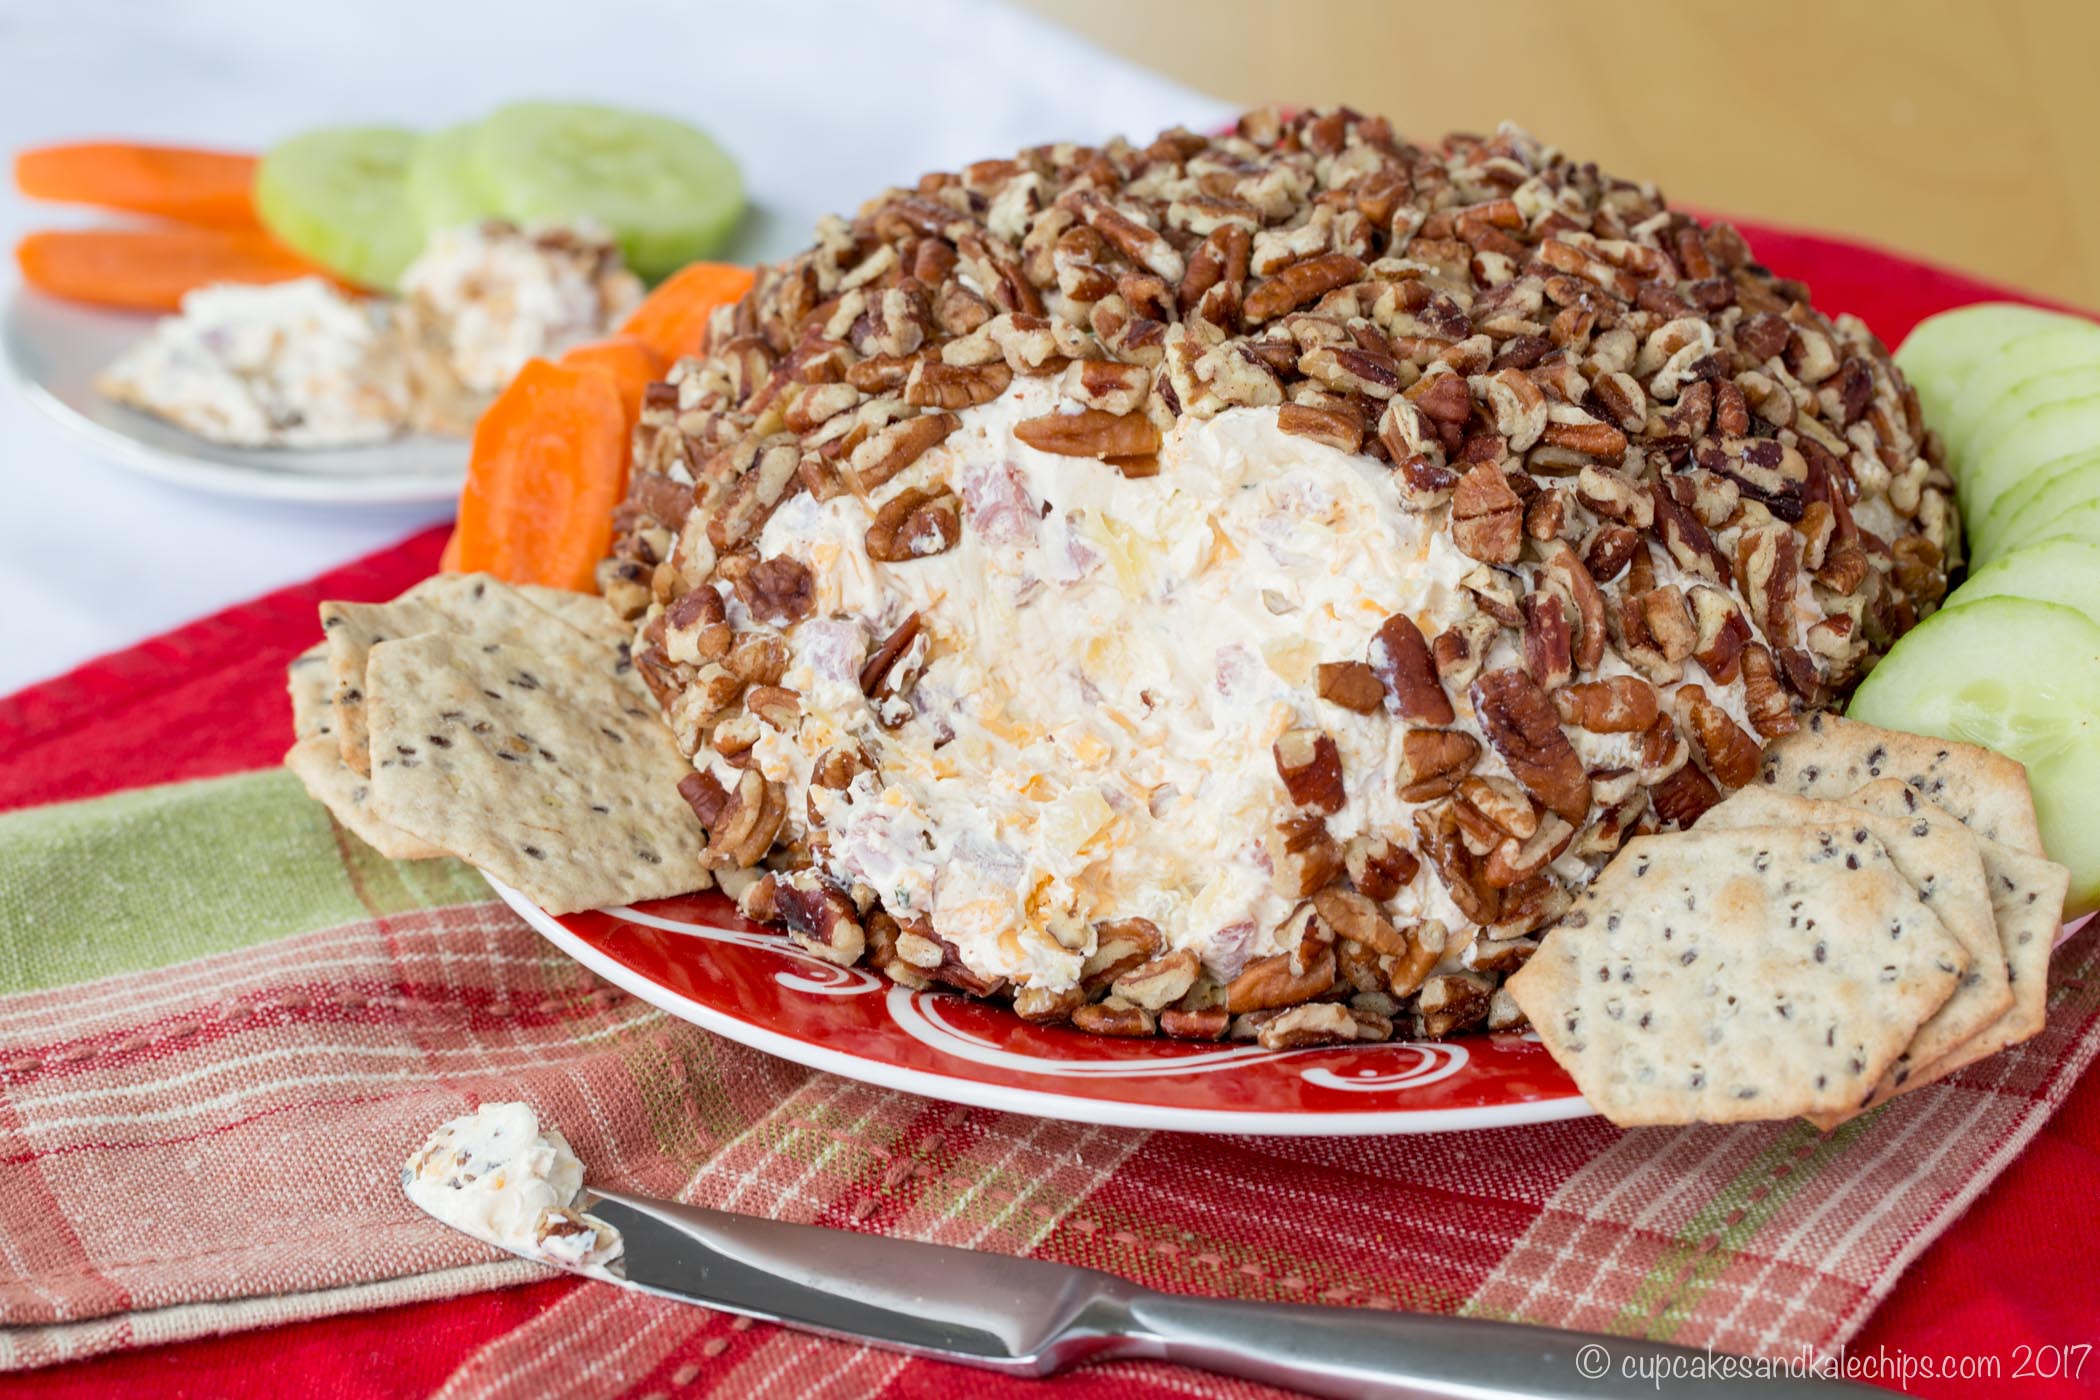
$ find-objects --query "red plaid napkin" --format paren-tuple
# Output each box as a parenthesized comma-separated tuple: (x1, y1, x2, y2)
(3, 224, 2099, 1400)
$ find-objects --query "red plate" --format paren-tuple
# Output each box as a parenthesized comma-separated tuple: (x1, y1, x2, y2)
(492, 880, 1590, 1135)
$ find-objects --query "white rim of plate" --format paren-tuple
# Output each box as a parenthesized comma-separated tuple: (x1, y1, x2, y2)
(488, 875, 1598, 1137)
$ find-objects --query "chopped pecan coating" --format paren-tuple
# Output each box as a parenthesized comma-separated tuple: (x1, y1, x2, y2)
(608, 106, 1959, 1043)
(1469, 670, 1591, 823)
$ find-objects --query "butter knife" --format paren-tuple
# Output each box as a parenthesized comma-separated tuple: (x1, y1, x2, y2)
(581, 1188, 1888, 1398)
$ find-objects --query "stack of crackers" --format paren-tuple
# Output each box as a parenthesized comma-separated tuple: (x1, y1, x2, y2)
(283, 574, 712, 914)
(1509, 714, 2070, 1129)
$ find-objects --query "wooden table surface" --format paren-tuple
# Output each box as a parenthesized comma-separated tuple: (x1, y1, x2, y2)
(1023, 0, 2098, 311)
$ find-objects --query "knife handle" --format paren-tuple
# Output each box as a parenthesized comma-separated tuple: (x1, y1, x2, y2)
(1097, 1292, 1892, 1399)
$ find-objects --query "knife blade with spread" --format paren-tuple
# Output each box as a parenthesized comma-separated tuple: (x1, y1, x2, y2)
(405, 1104, 1889, 1399)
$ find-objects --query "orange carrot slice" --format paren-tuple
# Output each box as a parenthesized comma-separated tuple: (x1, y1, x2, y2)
(452, 359, 630, 592)
(15, 142, 261, 229)
(619, 261, 753, 362)
(560, 334, 667, 427)
(438, 528, 465, 574)
(16, 226, 330, 312)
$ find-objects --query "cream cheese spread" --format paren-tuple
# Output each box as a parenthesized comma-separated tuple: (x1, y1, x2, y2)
(402, 1102, 621, 1273)
(97, 277, 411, 448)
(736, 378, 1487, 989)
(400, 221, 644, 395)
(98, 222, 643, 449)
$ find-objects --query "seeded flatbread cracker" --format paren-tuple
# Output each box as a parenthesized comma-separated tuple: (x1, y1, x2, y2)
(288, 645, 335, 741)
(1913, 835, 2068, 1087)
(322, 574, 604, 777)
(515, 585, 628, 643)
(363, 633, 711, 914)
(1700, 780, 2004, 1111)
(1758, 712, 2044, 856)
(284, 736, 448, 862)
(1506, 826, 1965, 1127)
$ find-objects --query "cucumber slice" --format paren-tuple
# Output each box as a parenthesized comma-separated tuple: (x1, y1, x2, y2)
(406, 123, 498, 235)
(1949, 538, 2100, 629)
(469, 102, 743, 282)
(1946, 331, 2100, 472)
(1960, 391, 2100, 522)
(1849, 594, 2100, 914)
(1981, 453, 2100, 561)
(1896, 303, 2084, 437)
(2002, 496, 2100, 555)
(255, 126, 425, 291)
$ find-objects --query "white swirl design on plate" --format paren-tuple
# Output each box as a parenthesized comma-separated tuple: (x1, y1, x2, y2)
(1299, 1044, 1468, 1092)
(888, 986, 1466, 1091)
(607, 905, 885, 996)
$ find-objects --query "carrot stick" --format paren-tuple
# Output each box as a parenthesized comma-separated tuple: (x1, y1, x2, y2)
(16, 226, 329, 312)
(619, 262, 754, 362)
(438, 528, 465, 574)
(560, 334, 667, 428)
(451, 359, 630, 592)
(15, 142, 260, 229)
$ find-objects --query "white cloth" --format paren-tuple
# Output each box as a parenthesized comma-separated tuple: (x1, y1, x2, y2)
(0, 0, 1227, 694)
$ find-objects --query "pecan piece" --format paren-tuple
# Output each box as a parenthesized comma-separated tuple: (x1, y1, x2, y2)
(734, 556, 815, 626)
(1274, 729, 1345, 813)
(1678, 684, 1763, 790)
(1013, 408, 1163, 459)
(1012, 985, 1085, 1025)
(1345, 832, 1420, 900)
(1226, 949, 1336, 1013)
(1415, 972, 1495, 1039)
(1066, 359, 1152, 415)
(1254, 1002, 1390, 1049)
(1397, 728, 1481, 803)
(1520, 592, 1573, 689)
(1639, 585, 1697, 663)
(1738, 643, 1799, 740)
(1316, 660, 1384, 714)
(865, 486, 962, 563)
(1651, 761, 1722, 826)
(904, 359, 1012, 410)
(676, 770, 729, 827)
(1312, 886, 1409, 958)
(773, 876, 865, 967)
(703, 767, 788, 869)
(1538, 541, 1606, 670)
(1071, 1001, 1156, 1037)
(1277, 401, 1365, 453)
(1082, 918, 1165, 993)
(1451, 462, 1524, 564)
(1469, 669, 1591, 823)
(1243, 251, 1366, 323)
(846, 411, 960, 494)
(1160, 1007, 1230, 1040)
(1553, 676, 1658, 733)
(1369, 613, 1454, 724)
(1269, 813, 1345, 896)
(1690, 586, 1752, 683)
(1111, 948, 1201, 1011)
